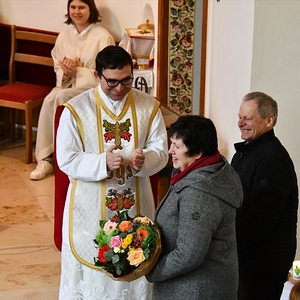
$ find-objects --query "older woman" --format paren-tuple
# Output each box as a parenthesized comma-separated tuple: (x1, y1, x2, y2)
(146, 115, 243, 300)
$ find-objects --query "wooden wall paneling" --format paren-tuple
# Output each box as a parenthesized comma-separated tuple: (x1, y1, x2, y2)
(156, 0, 169, 105)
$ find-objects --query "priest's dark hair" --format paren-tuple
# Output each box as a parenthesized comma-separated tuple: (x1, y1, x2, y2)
(95, 45, 133, 75)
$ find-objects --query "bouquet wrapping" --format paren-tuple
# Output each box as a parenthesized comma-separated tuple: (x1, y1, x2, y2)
(93, 210, 161, 282)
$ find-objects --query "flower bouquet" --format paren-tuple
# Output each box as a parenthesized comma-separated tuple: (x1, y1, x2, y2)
(93, 210, 161, 282)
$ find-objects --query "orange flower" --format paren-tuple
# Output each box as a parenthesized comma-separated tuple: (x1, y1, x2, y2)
(138, 228, 149, 240)
(118, 220, 133, 232)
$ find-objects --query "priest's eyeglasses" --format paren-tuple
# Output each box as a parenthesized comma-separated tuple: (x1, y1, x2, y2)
(100, 73, 134, 88)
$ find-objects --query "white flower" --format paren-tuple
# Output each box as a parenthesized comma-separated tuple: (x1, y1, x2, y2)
(134, 216, 153, 225)
(113, 247, 121, 253)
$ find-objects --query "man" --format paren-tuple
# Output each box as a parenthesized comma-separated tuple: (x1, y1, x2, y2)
(56, 45, 169, 299)
(231, 91, 298, 300)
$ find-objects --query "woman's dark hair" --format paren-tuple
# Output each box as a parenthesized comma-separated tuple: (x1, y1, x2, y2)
(95, 45, 133, 74)
(64, 0, 101, 25)
(169, 115, 218, 157)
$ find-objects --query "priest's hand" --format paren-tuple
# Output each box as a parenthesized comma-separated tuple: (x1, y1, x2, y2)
(106, 145, 123, 171)
(129, 148, 145, 171)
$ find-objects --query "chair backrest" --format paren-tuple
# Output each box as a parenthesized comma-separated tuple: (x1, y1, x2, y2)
(9, 25, 57, 83)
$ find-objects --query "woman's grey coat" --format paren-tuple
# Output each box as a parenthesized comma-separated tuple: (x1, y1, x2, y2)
(146, 156, 243, 300)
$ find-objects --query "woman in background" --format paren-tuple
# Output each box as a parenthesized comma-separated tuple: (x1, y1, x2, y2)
(30, 0, 115, 180)
(146, 115, 243, 300)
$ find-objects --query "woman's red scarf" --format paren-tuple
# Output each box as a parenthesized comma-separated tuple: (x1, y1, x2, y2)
(171, 151, 221, 185)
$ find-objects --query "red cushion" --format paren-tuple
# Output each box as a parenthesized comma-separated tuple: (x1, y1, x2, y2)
(54, 106, 69, 251)
(0, 82, 52, 103)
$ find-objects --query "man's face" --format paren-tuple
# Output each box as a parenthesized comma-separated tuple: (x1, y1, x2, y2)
(238, 99, 273, 142)
(96, 65, 133, 101)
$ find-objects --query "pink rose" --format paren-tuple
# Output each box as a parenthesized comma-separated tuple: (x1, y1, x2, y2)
(179, 35, 193, 48)
(109, 235, 122, 248)
(171, 74, 184, 86)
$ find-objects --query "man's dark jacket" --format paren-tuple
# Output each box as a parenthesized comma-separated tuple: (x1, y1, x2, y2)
(231, 129, 298, 271)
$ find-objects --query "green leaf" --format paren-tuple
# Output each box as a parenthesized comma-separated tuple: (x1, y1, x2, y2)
(170, 59, 177, 68)
(185, 79, 192, 86)
(112, 254, 120, 264)
(119, 232, 127, 239)
(171, 7, 178, 16)
(171, 39, 178, 47)
(104, 250, 114, 261)
(170, 88, 176, 95)
(116, 267, 122, 276)
(187, 0, 195, 8)
(187, 49, 193, 57)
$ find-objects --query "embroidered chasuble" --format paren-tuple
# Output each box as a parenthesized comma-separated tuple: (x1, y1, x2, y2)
(63, 87, 160, 269)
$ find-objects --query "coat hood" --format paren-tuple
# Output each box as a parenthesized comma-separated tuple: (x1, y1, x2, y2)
(172, 155, 243, 209)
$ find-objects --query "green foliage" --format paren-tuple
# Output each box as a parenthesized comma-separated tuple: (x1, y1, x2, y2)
(104, 250, 114, 261)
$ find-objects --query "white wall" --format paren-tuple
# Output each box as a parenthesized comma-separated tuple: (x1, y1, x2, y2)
(206, 0, 300, 260)
(251, 1, 300, 259)
(0, 0, 158, 41)
(205, 0, 254, 160)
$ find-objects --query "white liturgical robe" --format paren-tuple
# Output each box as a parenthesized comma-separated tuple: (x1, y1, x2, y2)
(56, 85, 168, 300)
(35, 23, 115, 162)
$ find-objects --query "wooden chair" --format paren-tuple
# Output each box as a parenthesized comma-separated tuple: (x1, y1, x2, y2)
(0, 25, 57, 163)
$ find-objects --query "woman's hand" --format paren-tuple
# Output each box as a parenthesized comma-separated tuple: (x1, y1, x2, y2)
(59, 56, 78, 78)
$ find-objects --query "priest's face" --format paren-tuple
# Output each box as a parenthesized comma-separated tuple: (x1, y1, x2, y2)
(97, 65, 133, 101)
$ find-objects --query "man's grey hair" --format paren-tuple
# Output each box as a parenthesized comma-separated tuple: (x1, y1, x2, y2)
(243, 91, 278, 126)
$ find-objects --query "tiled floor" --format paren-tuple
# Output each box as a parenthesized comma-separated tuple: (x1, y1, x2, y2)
(0, 140, 60, 299)
(0, 139, 293, 300)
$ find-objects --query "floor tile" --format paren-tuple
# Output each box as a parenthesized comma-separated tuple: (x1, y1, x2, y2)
(0, 286, 59, 300)
(0, 140, 60, 299)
